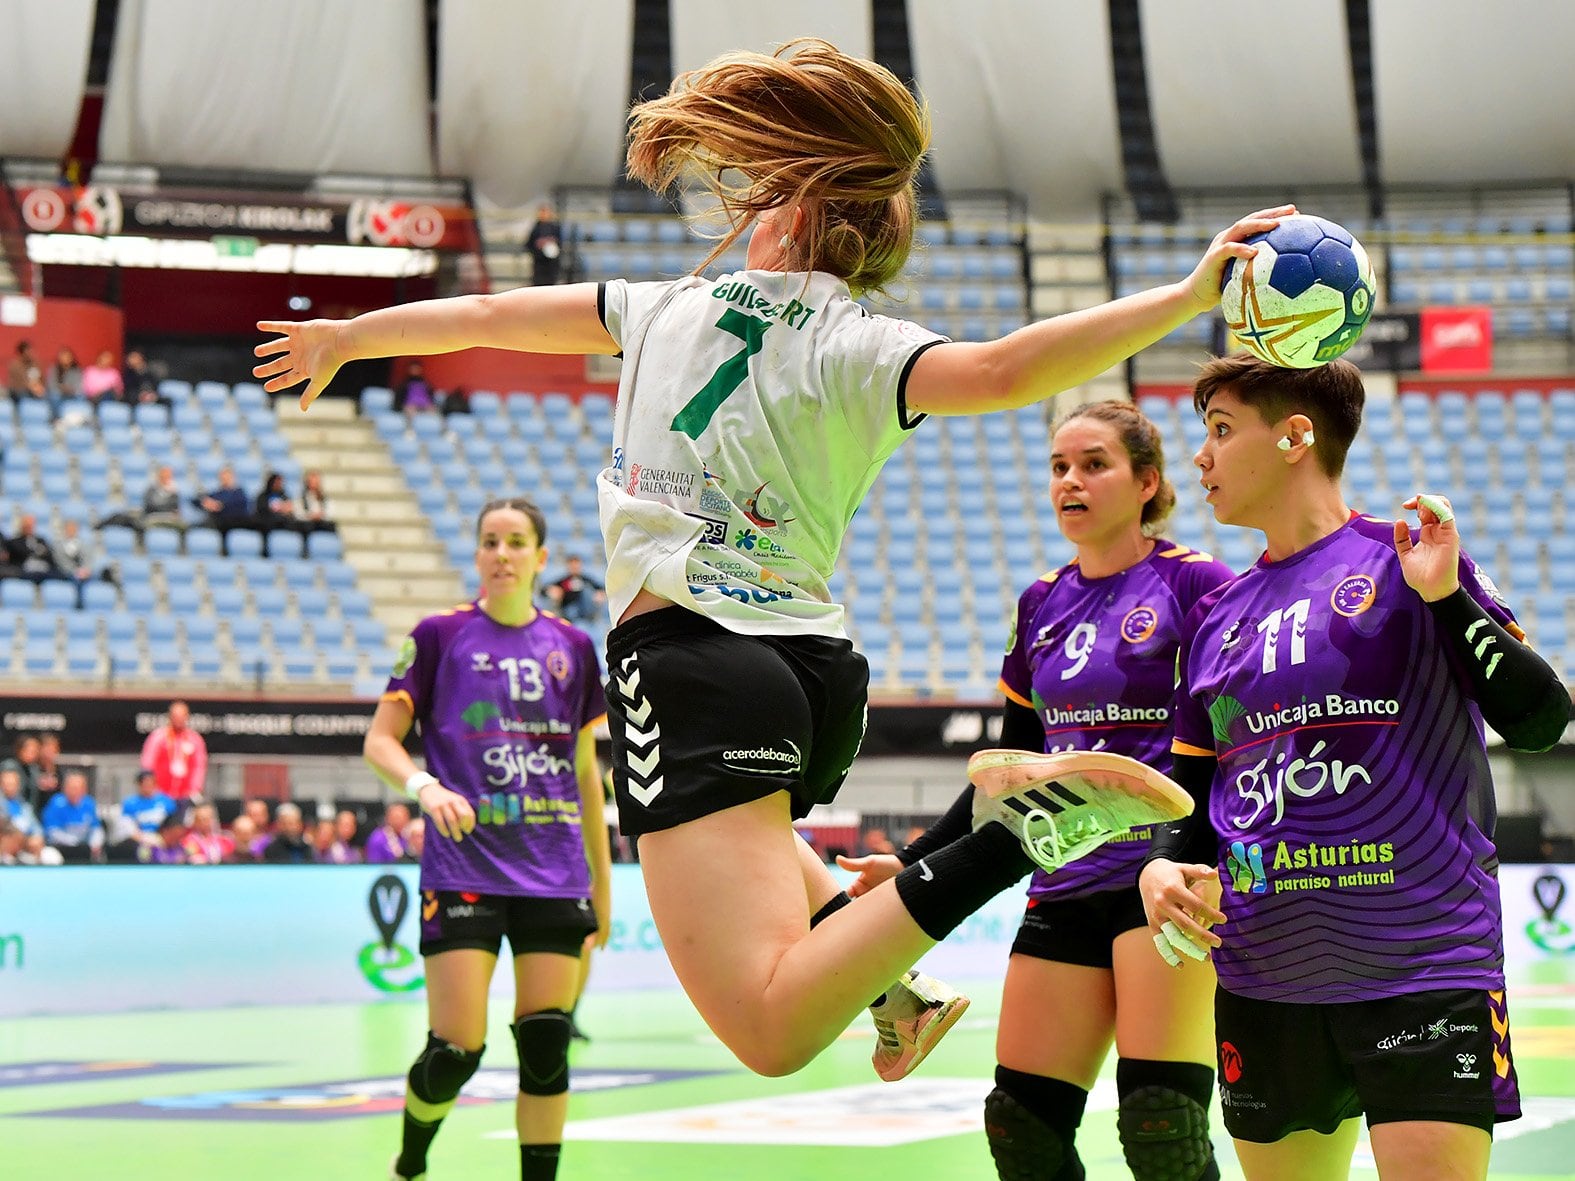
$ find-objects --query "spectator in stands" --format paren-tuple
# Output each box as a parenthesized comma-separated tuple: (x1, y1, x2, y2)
(98, 465, 187, 537)
(440, 385, 470, 416)
(182, 803, 232, 864)
(140, 813, 188, 864)
(543, 554, 605, 622)
(6, 340, 46, 401)
(262, 802, 312, 863)
(140, 700, 208, 801)
(1, 735, 44, 809)
(118, 768, 178, 842)
(0, 766, 41, 837)
(239, 798, 274, 857)
(193, 465, 254, 546)
(333, 808, 361, 861)
(48, 346, 82, 402)
(395, 360, 435, 414)
(255, 471, 305, 540)
(308, 816, 354, 864)
(363, 800, 411, 863)
(121, 350, 161, 404)
(299, 470, 337, 534)
(4, 514, 70, 584)
(225, 813, 260, 863)
(41, 770, 103, 862)
(0, 816, 62, 866)
(79, 349, 123, 402)
(56, 520, 113, 599)
(34, 732, 64, 800)
(399, 816, 425, 862)
(527, 201, 563, 285)
(141, 465, 187, 533)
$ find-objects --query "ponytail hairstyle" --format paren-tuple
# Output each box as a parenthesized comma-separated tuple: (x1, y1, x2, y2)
(1054, 400, 1177, 534)
(626, 38, 930, 297)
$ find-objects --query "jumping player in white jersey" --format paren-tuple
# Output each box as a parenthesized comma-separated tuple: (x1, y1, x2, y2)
(257, 39, 1289, 1080)
(365, 499, 610, 1181)
(841, 401, 1233, 1180)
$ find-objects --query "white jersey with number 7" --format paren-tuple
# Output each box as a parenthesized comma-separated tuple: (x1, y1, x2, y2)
(596, 270, 947, 637)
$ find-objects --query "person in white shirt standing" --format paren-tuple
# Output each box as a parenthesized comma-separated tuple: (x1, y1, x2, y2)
(256, 38, 1285, 1082)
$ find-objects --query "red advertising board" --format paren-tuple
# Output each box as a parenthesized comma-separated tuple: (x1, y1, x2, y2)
(12, 184, 478, 252)
(1420, 306, 1493, 372)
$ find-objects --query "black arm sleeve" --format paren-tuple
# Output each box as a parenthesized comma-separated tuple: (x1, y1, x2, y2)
(897, 698, 1044, 866)
(1429, 588, 1572, 753)
(1140, 753, 1218, 870)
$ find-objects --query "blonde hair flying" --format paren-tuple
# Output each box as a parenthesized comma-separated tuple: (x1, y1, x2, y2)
(626, 38, 931, 297)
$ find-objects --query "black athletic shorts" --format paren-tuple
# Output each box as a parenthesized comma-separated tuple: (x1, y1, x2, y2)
(604, 607, 869, 837)
(418, 890, 596, 958)
(1215, 985, 1521, 1142)
(1011, 886, 1150, 969)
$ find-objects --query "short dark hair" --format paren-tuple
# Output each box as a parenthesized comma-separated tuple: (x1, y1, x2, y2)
(475, 497, 548, 545)
(1053, 399, 1176, 534)
(1191, 354, 1365, 477)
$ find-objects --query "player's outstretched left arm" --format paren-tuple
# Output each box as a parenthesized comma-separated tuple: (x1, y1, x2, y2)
(254, 283, 620, 410)
(575, 727, 613, 949)
(905, 206, 1296, 416)
(1396, 492, 1572, 752)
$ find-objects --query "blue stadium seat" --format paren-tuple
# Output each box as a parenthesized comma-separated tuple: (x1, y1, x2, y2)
(278, 648, 318, 679)
(65, 641, 101, 678)
(185, 528, 223, 557)
(184, 614, 219, 648)
(306, 531, 343, 561)
(104, 611, 137, 646)
(267, 530, 305, 560)
(322, 650, 360, 681)
(251, 587, 289, 618)
(226, 530, 265, 558)
(64, 614, 98, 642)
(144, 528, 182, 557)
(314, 564, 356, 597)
(361, 387, 395, 415)
(232, 382, 268, 411)
(351, 617, 387, 649)
(229, 615, 264, 647)
(145, 615, 178, 646)
(80, 581, 117, 613)
(1, 582, 38, 610)
(38, 580, 77, 611)
(148, 651, 183, 678)
(334, 589, 373, 620)
(23, 640, 57, 676)
(188, 651, 223, 679)
(270, 618, 305, 649)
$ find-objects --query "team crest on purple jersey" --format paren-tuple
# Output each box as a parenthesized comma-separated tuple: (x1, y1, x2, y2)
(1120, 606, 1159, 643)
(1330, 573, 1378, 617)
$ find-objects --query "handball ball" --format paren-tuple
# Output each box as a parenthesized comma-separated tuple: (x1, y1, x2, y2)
(1219, 214, 1375, 368)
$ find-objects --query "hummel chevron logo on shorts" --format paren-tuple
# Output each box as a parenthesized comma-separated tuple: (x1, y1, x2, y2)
(616, 653, 663, 806)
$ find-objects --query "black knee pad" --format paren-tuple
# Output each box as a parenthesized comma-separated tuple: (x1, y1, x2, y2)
(984, 1066, 1086, 1181)
(407, 1032, 484, 1106)
(513, 1008, 573, 1096)
(1115, 1058, 1217, 1181)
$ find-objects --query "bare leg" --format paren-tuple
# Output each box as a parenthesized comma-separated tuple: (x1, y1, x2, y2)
(996, 956, 1115, 1088)
(1368, 1121, 1491, 1181)
(637, 791, 933, 1075)
(1233, 1121, 1360, 1181)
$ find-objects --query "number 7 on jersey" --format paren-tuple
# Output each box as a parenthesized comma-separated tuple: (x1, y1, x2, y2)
(669, 309, 771, 439)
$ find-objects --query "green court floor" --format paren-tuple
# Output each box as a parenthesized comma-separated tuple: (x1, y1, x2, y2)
(4, 970, 1575, 1180)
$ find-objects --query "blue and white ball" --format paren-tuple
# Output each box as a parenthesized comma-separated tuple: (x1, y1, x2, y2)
(1219, 214, 1375, 368)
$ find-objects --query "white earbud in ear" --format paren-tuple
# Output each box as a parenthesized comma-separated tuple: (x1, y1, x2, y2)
(1277, 430, 1316, 452)
(779, 233, 794, 251)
